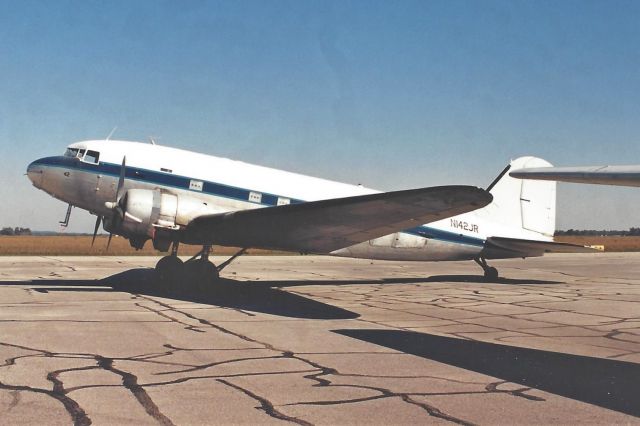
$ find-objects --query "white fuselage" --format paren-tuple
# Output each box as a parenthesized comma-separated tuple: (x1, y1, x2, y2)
(27, 140, 550, 261)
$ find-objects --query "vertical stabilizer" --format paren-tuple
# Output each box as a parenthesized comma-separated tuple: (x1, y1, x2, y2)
(475, 157, 556, 240)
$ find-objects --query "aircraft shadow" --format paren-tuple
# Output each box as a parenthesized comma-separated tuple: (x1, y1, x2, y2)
(5, 269, 359, 320)
(421, 274, 563, 285)
(334, 329, 640, 417)
(1, 269, 562, 319)
(247, 274, 563, 288)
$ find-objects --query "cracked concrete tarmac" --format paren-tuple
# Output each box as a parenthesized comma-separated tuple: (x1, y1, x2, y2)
(0, 253, 639, 424)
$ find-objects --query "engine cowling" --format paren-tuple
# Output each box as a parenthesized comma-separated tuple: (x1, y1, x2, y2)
(109, 189, 220, 248)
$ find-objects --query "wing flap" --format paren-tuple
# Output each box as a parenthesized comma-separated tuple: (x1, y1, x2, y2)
(184, 185, 492, 253)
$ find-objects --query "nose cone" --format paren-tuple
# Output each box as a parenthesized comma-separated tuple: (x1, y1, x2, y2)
(27, 160, 44, 188)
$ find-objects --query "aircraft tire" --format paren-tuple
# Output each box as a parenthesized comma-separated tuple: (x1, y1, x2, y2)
(156, 256, 184, 291)
(185, 260, 219, 292)
(484, 266, 499, 281)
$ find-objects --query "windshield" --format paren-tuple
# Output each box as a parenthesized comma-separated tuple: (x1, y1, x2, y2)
(64, 148, 79, 157)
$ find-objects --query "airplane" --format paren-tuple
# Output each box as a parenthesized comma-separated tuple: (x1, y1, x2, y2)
(26, 140, 594, 288)
(510, 165, 640, 187)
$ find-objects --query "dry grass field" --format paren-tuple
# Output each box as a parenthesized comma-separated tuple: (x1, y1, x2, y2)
(2, 235, 640, 256)
(0, 236, 291, 256)
(554, 236, 640, 252)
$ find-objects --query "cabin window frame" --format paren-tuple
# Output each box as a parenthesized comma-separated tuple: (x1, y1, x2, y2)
(82, 150, 100, 165)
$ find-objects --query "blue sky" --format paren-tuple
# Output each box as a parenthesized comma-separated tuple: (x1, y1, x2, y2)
(2, 0, 640, 231)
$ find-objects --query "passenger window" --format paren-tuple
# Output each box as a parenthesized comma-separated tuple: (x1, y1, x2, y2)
(84, 150, 100, 164)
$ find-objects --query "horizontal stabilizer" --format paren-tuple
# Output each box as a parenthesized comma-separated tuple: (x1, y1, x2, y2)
(184, 185, 492, 253)
(484, 236, 599, 258)
(510, 165, 640, 187)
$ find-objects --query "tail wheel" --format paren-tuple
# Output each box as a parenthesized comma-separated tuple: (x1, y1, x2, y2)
(484, 266, 499, 281)
(474, 257, 499, 282)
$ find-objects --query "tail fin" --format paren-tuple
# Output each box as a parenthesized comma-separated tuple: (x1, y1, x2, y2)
(474, 157, 556, 240)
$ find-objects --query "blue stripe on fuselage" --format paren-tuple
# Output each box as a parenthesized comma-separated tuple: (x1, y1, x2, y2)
(32, 156, 486, 248)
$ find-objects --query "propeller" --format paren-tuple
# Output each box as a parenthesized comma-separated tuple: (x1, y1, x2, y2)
(116, 156, 127, 205)
(105, 156, 127, 211)
(91, 215, 102, 246)
(103, 156, 127, 251)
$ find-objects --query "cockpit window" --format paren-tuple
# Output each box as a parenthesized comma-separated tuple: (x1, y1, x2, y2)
(84, 150, 100, 164)
(64, 148, 79, 157)
(78, 149, 86, 158)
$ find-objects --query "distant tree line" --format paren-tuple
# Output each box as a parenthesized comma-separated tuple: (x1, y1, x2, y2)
(0, 227, 32, 236)
(2, 226, 640, 237)
(555, 227, 640, 236)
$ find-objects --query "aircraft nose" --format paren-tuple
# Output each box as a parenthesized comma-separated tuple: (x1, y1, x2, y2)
(27, 159, 44, 187)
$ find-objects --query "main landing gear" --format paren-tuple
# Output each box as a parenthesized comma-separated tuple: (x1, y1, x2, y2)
(155, 243, 247, 292)
(474, 257, 499, 281)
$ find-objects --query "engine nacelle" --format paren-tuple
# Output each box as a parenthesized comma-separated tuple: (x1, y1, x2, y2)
(116, 189, 220, 242)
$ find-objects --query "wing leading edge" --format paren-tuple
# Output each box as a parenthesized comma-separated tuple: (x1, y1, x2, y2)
(183, 185, 492, 253)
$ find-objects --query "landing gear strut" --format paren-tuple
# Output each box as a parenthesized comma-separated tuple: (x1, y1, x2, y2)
(474, 257, 499, 281)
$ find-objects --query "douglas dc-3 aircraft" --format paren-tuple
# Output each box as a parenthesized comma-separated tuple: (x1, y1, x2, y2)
(26, 140, 593, 286)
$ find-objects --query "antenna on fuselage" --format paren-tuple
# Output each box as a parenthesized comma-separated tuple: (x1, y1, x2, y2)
(106, 127, 118, 141)
(148, 136, 157, 145)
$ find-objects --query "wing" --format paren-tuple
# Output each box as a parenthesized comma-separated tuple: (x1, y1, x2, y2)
(482, 236, 600, 259)
(510, 165, 640, 187)
(183, 185, 492, 253)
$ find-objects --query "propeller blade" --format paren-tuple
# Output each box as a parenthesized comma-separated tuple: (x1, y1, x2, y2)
(103, 157, 126, 251)
(91, 216, 102, 246)
(116, 156, 126, 203)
